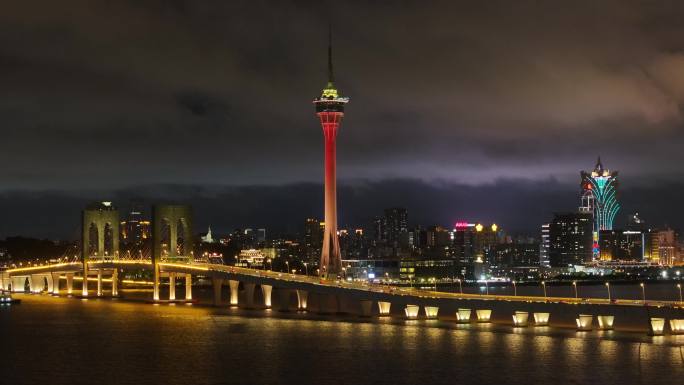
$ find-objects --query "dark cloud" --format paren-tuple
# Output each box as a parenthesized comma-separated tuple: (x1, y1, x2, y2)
(0, 179, 681, 239)
(1, 1, 684, 234)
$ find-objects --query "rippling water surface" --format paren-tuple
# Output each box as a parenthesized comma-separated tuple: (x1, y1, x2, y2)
(2, 294, 683, 385)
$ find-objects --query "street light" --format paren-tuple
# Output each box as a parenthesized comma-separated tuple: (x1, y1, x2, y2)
(485, 280, 489, 295)
(541, 281, 547, 299)
(303, 262, 308, 276)
(640, 283, 646, 304)
(572, 281, 578, 299)
(285, 261, 289, 274)
(456, 278, 463, 294)
(512, 281, 517, 296)
(677, 284, 682, 304)
(605, 282, 611, 301)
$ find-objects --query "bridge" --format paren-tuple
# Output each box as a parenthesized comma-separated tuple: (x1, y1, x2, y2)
(2, 202, 684, 335)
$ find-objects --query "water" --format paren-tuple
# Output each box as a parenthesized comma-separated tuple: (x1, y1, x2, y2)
(2, 293, 684, 385)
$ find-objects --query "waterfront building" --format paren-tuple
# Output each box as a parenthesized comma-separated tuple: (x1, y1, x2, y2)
(549, 212, 593, 267)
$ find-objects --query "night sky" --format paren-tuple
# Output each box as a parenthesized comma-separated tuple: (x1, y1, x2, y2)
(2, 1, 684, 238)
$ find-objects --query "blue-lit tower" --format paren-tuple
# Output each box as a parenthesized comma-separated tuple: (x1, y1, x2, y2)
(580, 157, 620, 259)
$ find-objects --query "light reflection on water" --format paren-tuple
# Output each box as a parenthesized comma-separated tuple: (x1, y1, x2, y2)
(1, 294, 683, 385)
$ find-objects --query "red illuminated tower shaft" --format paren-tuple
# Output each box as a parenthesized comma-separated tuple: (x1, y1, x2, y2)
(319, 109, 343, 276)
(314, 30, 348, 278)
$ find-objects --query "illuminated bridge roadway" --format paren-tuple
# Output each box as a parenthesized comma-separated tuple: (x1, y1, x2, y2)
(2, 260, 684, 334)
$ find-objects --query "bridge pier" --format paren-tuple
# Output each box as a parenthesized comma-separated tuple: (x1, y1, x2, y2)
(277, 289, 292, 311)
(262, 285, 272, 308)
(51, 273, 61, 295)
(359, 300, 373, 317)
(152, 264, 160, 301)
(378, 301, 391, 316)
(66, 273, 74, 294)
(244, 283, 256, 308)
(29, 274, 45, 293)
(229, 280, 239, 306)
(11, 276, 25, 292)
(82, 265, 89, 297)
(296, 290, 308, 311)
(212, 278, 223, 306)
(97, 271, 103, 297)
(318, 294, 339, 314)
(111, 269, 118, 297)
(185, 274, 192, 300)
(168, 273, 176, 301)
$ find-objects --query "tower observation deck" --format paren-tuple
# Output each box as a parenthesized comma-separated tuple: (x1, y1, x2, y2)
(313, 29, 349, 278)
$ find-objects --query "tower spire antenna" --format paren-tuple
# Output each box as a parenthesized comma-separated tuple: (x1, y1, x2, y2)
(328, 24, 334, 84)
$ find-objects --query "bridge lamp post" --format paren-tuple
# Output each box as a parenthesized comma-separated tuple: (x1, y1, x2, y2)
(541, 281, 547, 299)
(640, 283, 646, 304)
(484, 280, 489, 296)
(285, 261, 289, 274)
(677, 284, 682, 304)
(512, 281, 517, 296)
(572, 281, 578, 299)
(605, 282, 611, 302)
(456, 278, 462, 294)
(303, 262, 309, 276)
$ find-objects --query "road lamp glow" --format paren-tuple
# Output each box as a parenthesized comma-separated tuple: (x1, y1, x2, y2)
(605, 282, 611, 301)
(640, 283, 646, 304)
(541, 281, 547, 299)
(303, 262, 308, 276)
(456, 278, 463, 294)
(512, 281, 517, 296)
(572, 281, 578, 299)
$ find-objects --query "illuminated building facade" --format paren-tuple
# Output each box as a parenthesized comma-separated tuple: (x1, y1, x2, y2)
(314, 30, 349, 277)
(580, 157, 620, 259)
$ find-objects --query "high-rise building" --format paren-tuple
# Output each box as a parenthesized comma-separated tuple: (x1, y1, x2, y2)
(539, 223, 550, 267)
(383, 208, 408, 246)
(314, 29, 349, 278)
(648, 228, 679, 265)
(580, 157, 620, 259)
(549, 212, 593, 267)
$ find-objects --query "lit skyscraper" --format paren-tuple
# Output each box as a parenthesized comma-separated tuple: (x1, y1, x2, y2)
(314, 29, 349, 278)
(580, 157, 620, 259)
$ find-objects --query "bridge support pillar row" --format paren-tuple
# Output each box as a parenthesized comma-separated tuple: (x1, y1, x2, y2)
(185, 274, 192, 300)
(212, 278, 223, 306)
(51, 272, 60, 295)
(262, 285, 272, 308)
(111, 269, 118, 297)
(168, 273, 176, 301)
(229, 280, 239, 306)
(97, 271, 103, 297)
(296, 290, 308, 311)
(66, 273, 74, 295)
(244, 283, 255, 308)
